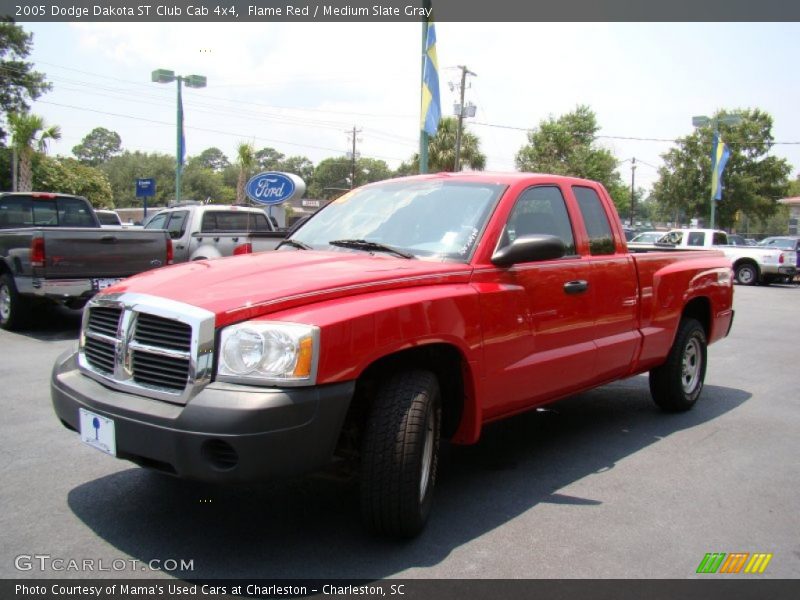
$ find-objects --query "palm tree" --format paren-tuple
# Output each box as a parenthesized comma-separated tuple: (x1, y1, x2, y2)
(235, 141, 255, 204)
(399, 117, 486, 174)
(8, 112, 61, 192)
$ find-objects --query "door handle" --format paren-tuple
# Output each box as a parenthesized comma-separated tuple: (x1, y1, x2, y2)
(564, 280, 589, 294)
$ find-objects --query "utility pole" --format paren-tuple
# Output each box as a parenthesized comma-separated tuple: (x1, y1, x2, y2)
(629, 157, 636, 227)
(346, 126, 362, 189)
(452, 65, 476, 172)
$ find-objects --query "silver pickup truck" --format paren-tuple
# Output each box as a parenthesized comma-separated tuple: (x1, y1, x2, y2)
(0, 192, 172, 330)
(143, 204, 286, 262)
(629, 228, 797, 285)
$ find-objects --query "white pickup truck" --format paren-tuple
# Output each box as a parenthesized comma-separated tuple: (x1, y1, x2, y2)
(143, 204, 286, 263)
(630, 228, 797, 285)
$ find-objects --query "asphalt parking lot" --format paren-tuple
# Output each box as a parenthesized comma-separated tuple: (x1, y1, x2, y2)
(0, 284, 798, 580)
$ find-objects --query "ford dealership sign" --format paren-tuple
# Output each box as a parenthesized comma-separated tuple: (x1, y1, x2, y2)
(245, 172, 306, 206)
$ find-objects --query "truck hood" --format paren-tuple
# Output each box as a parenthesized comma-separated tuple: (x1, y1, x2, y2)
(108, 250, 473, 327)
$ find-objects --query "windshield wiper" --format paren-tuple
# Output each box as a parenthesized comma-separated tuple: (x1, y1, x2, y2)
(276, 238, 312, 250)
(328, 239, 415, 259)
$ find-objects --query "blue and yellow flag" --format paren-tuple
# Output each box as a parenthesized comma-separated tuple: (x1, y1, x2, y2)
(711, 132, 731, 201)
(420, 21, 441, 136)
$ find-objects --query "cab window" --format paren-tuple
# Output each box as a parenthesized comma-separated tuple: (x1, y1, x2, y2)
(572, 186, 615, 255)
(501, 186, 576, 255)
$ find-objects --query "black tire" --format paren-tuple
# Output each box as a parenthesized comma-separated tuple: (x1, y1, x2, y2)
(360, 369, 441, 538)
(0, 273, 32, 331)
(734, 262, 759, 286)
(649, 318, 707, 412)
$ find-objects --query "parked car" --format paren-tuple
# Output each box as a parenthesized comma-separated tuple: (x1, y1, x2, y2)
(94, 209, 123, 228)
(757, 236, 800, 279)
(633, 228, 797, 285)
(0, 192, 172, 330)
(628, 231, 665, 245)
(143, 204, 286, 262)
(52, 173, 734, 538)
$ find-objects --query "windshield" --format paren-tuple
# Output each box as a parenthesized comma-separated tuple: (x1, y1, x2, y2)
(289, 180, 504, 261)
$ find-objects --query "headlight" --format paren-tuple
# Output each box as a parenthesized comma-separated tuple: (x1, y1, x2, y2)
(217, 321, 320, 386)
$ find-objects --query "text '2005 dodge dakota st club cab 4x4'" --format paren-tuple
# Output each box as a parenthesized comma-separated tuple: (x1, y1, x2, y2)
(51, 173, 734, 537)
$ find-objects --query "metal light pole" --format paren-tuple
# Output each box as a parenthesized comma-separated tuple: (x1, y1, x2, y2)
(692, 114, 742, 230)
(152, 69, 207, 202)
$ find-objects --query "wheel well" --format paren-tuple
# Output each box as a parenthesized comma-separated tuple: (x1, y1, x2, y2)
(733, 258, 759, 275)
(335, 344, 468, 460)
(682, 296, 711, 338)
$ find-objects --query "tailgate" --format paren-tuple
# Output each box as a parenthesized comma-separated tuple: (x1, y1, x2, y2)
(39, 229, 169, 278)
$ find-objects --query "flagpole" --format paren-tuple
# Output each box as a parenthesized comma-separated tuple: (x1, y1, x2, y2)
(419, 2, 430, 174)
(710, 132, 718, 231)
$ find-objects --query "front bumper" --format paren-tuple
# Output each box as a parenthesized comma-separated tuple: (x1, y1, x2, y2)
(51, 349, 355, 483)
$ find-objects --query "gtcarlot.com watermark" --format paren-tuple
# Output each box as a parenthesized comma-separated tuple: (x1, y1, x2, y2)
(14, 554, 194, 573)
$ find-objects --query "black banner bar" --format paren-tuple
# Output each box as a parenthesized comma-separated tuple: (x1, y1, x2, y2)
(3, 0, 800, 23)
(3, 579, 800, 600)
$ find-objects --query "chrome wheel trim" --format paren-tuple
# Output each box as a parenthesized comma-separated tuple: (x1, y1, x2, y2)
(419, 403, 435, 502)
(681, 337, 702, 394)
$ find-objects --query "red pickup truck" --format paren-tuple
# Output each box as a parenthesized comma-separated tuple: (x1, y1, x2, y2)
(51, 173, 734, 537)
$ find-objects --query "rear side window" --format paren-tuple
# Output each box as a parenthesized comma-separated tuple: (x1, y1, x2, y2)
(200, 211, 269, 232)
(96, 211, 121, 226)
(0, 195, 95, 228)
(573, 186, 615, 255)
(712, 232, 727, 245)
(688, 232, 706, 247)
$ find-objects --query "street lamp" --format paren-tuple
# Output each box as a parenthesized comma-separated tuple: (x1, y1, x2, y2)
(692, 114, 742, 230)
(152, 69, 207, 202)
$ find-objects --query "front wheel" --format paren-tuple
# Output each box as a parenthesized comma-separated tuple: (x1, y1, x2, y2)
(0, 273, 31, 331)
(360, 370, 441, 538)
(649, 318, 707, 412)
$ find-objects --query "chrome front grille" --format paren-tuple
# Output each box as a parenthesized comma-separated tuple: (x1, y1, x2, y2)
(135, 313, 192, 352)
(78, 293, 216, 405)
(84, 337, 116, 375)
(132, 350, 190, 391)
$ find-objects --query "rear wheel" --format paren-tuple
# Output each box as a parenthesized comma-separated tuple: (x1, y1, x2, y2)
(649, 318, 707, 412)
(734, 262, 759, 286)
(0, 273, 31, 331)
(360, 370, 441, 538)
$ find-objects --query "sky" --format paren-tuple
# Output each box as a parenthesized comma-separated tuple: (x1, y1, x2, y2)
(17, 21, 800, 195)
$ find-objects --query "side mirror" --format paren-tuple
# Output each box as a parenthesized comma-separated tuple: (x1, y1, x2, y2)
(491, 234, 566, 267)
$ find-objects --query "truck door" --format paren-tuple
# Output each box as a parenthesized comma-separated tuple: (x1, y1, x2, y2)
(481, 184, 597, 417)
(570, 185, 639, 382)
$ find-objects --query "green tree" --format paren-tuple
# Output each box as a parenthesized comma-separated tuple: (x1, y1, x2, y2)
(33, 156, 113, 207)
(651, 109, 791, 229)
(308, 156, 393, 199)
(182, 161, 230, 203)
(100, 151, 175, 207)
(192, 147, 229, 172)
(235, 141, 255, 204)
(254, 147, 285, 171)
(280, 155, 315, 187)
(515, 105, 624, 202)
(72, 127, 122, 165)
(0, 21, 51, 143)
(7, 111, 61, 191)
(398, 117, 486, 174)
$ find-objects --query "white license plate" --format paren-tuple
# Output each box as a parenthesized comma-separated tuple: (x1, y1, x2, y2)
(93, 278, 122, 291)
(79, 408, 117, 456)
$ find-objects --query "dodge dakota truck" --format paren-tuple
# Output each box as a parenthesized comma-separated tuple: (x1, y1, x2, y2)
(0, 192, 172, 331)
(143, 203, 286, 262)
(51, 173, 734, 537)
